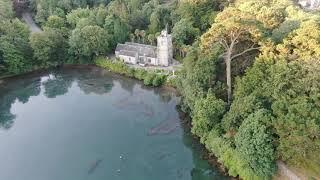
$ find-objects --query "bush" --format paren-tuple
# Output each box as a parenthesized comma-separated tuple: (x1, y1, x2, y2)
(165, 76, 179, 88)
(134, 69, 147, 80)
(127, 68, 135, 77)
(152, 75, 166, 87)
(143, 73, 156, 86)
(191, 92, 226, 143)
(235, 110, 276, 177)
(205, 131, 264, 180)
(95, 57, 129, 75)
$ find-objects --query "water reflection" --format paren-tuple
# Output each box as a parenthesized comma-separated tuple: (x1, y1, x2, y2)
(0, 77, 41, 129)
(117, 77, 135, 94)
(155, 88, 173, 103)
(77, 78, 114, 95)
(42, 73, 73, 98)
(76, 69, 114, 95)
(0, 68, 117, 130)
(0, 95, 16, 129)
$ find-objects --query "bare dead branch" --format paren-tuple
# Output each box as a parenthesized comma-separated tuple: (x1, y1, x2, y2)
(231, 46, 260, 60)
(219, 39, 229, 49)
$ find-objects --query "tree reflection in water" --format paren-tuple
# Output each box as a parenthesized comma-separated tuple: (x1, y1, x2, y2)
(42, 73, 74, 98)
(0, 77, 41, 129)
(40, 68, 115, 96)
(0, 67, 117, 130)
(76, 69, 114, 95)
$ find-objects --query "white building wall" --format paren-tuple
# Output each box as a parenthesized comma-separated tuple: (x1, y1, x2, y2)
(168, 35, 173, 65)
(310, 0, 320, 8)
(138, 56, 157, 65)
(146, 57, 157, 65)
(118, 55, 137, 64)
(299, 0, 320, 9)
(157, 32, 172, 67)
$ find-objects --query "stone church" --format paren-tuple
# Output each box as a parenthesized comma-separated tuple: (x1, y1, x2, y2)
(299, 0, 320, 9)
(115, 29, 173, 67)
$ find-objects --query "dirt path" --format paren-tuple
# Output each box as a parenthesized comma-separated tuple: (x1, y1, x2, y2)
(275, 161, 302, 180)
(22, 12, 42, 33)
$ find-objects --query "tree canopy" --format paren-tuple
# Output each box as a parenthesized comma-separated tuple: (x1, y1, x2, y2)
(69, 25, 110, 58)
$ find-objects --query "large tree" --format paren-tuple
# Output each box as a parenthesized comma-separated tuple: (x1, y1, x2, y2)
(201, 7, 264, 104)
(0, 0, 14, 19)
(69, 25, 110, 59)
(0, 19, 32, 74)
(104, 15, 129, 48)
(66, 8, 91, 28)
(172, 18, 200, 57)
(30, 29, 68, 67)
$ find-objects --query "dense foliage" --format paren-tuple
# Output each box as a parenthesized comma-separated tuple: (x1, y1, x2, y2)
(177, 0, 320, 179)
(0, 0, 32, 75)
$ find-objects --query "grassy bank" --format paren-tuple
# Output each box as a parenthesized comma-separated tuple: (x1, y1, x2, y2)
(94, 57, 178, 87)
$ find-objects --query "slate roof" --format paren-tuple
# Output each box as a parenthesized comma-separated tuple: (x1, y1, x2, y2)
(115, 42, 157, 58)
(117, 50, 137, 57)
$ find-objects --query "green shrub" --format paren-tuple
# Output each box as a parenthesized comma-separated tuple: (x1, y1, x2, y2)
(152, 75, 166, 87)
(235, 110, 276, 177)
(127, 68, 135, 77)
(205, 131, 265, 180)
(143, 73, 156, 86)
(191, 92, 226, 143)
(134, 69, 147, 80)
(165, 76, 179, 88)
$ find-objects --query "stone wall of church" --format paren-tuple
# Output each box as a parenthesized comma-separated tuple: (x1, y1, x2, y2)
(157, 31, 173, 67)
(118, 55, 137, 64)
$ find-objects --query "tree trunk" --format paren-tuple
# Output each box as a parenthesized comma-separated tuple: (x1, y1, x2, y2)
(222, 37, 259, 105)
(225, 50, 232, 105)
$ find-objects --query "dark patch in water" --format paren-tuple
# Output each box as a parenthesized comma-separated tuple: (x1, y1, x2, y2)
(88, 159, 103, 175)
(112, 96, 132, 108)
(156, 152, 171, 160)
(147, 115, 180, 136)
(177, 168, 183, 179)
(140, 101, 155, 117)
(113, 97, 155, 118)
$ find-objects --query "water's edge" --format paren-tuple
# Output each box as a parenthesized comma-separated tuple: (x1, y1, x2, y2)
(176, 107, 237, 179)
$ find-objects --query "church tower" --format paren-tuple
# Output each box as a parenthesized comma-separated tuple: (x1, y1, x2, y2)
(157, 29, 173, 66)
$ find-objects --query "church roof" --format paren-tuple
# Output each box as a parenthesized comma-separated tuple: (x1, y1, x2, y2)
(115, 42, 157, 58)
(117, 50, 137, 57)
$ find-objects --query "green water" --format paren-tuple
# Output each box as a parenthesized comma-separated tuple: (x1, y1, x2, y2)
(0, 67, 228, 180)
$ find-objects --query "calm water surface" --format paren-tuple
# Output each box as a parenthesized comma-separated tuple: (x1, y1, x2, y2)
(0, 67, 228, 180)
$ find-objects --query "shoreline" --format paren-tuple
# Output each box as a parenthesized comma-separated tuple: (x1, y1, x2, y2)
(177, 106, 236, 179)
(0, 64, 234, 179)
(0, 64, 96, 81)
